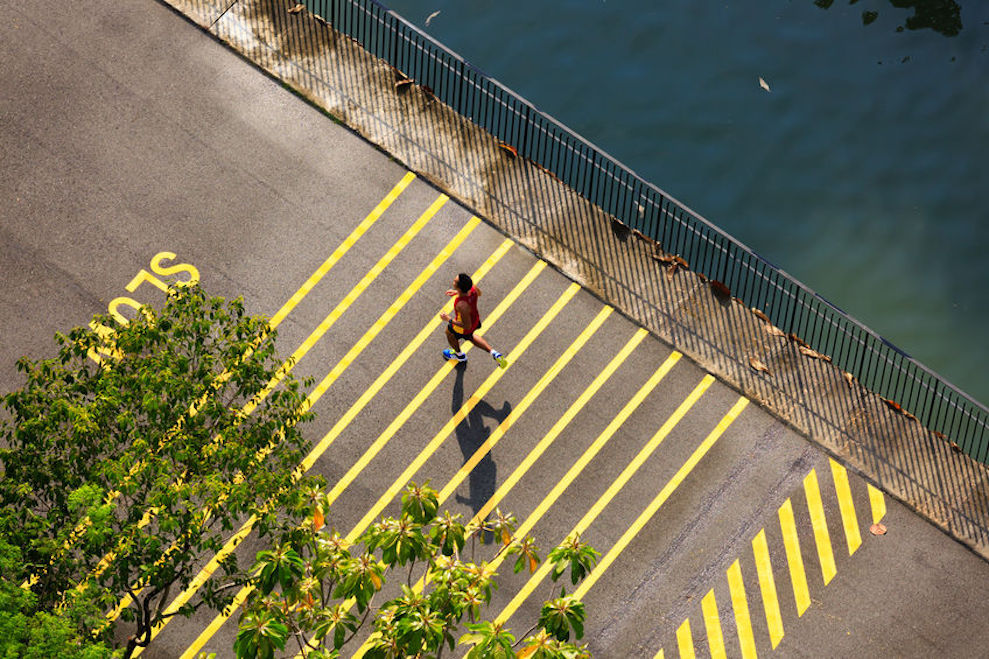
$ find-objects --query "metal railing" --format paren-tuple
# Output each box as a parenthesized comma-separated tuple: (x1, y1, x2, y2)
(303, 0, 989, 464)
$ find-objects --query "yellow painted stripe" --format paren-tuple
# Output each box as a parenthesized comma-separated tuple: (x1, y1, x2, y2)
(130, 218, 484, 653)
(653, 650, 664, 659)
(300, 216, 480, 412)
(727, 559, 758, 659)
(112, 210, 472, 597)
(93, 190, 437, 616)
(571, 396, 747, 601)
(164, 244, 523, 659)
(178, 257, 538, 659)
(32, 175, 417, 593)
(868, 484, 886, 524)
(702, 589, 727, 659)
(777, 498, 811, 616)
(353, 330, 658, 658)
(494, 378, 721, 625)
(488, 355, 685, 623)
(752, 529, 784, 649)
(306, 278, 580, 659)
(676, 618, 696, 659)
(268, 171, 416, 328)
(304, 240, 520, 478)
(436, 305, 613, 503)
(804, 469, 837, 585)
(469, 329, 647, 526)
(248, 193, 447, 411)
(345, 281, 579, 543)
(829, 459, 862, 556)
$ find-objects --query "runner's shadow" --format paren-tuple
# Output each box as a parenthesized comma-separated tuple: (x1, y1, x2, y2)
(450, 364, 512, 519)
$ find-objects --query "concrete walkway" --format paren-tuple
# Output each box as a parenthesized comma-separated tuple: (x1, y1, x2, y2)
(2, 1, 989, 657)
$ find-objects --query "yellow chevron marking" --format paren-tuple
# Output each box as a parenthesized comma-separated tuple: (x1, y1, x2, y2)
(868, 484, 887, 524)
(702, 588, 727, 659)
(778, 498, 811, 616)
(829, 459, 862, 555)
(727, 559, 758, 659)
(753, 528, 784, 648)
(677, 618, 696, 659)
(804, 469, 837, 585)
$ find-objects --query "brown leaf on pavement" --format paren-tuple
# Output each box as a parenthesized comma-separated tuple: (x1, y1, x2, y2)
(498, 142, 518, 158)
(749, 357, 771, 375)
(798, 345, 832, 362)
(843, 371, 855, 388)
(869, 523, 887, 536)
(288, 4, 305, 14)
(750, 307, 770, 323)
(710, 279, 731, 301)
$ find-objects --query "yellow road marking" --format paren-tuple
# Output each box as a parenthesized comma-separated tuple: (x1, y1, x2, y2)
(129, 217, 485, 652)
(178, 256, 540, 659)
(653, 650, 664, 659)
(437, 305, 613, 503)
(109, 193, 445, 625)
(101, 192, 442, 581)
(494, 377, 722, 624)
(868, 483, 886, 524)
(250, 193, 447, 410)
(829, 459, 862, 556)
(30, 174, 417, 592)
(268, 171, 416, 328)
(468, 329, 648, 526)
(677, 618, 696, 659)
(345, 281, 580, 542)
(803, 469, 837, 585)
(702, 588, 727, 659)
(727, 559, 758, 659)
(752, 529, 784, 649)
(300, 216, 481, 412)
(355, 332, 660, 657)
(778, 498, 811, 616)
(571, 396, 747, 600)
(302, 241, 521, 477)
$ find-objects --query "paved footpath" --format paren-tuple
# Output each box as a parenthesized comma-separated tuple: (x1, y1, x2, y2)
(3, 1, 989, 657)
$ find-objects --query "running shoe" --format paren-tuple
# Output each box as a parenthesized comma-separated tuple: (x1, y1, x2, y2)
(492, 350, 508, 369)
(443, 349, 467, 363)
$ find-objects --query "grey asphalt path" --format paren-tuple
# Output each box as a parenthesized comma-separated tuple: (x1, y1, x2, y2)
(3, 1, 989, 658)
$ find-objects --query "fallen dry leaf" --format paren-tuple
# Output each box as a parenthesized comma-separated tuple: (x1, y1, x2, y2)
(710, 279, 731, 301)
(425, 10, 441, 26)
(798, 345, 832, 362)
(750, 307, 770, 323)
(288, 3, 305, 14)
(843, 371, 855, 388)
(869, 523, 887, 536)
(749, 356, 771, 375)
(882, 398, 904, 414)
(498, 142, 518, 158)
(759, 76, 771, 92)
(788, 333, 809, 348)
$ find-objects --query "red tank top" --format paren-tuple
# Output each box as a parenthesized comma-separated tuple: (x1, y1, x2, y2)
(455, 287, 480, 333)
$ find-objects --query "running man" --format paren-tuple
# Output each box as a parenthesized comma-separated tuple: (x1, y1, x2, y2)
(439, 273, 509, 368)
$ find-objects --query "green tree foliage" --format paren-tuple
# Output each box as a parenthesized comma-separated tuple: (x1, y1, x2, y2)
(235, 482, 595, 658)
(0, 537, 114, 658)
(0, 284, 321, 657)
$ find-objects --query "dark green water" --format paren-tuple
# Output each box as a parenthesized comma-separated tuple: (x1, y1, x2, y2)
(382, 0, 989, 407)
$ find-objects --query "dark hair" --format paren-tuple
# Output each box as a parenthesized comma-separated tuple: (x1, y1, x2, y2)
(456, 273, 473, 292)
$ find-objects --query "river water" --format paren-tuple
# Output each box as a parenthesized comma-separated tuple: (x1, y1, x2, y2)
(380, 0, 989, 406)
